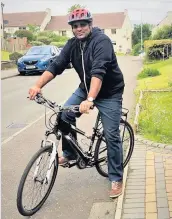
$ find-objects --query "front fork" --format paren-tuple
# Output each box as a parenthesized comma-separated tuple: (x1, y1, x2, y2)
(33, 134, 60, 184)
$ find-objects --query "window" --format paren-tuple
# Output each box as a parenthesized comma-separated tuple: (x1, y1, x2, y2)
(7, 28, 14, 33)
(111, 29, 116, 34)
(62, 31, 66, 36)
(54, 46, 61, 54)
(51, 46, 56, 55)
(19, 27, 26, 30)
(26, 46, 51, 55)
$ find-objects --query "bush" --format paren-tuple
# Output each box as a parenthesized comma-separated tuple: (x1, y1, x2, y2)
(132, 43, 141, 56)
(9, 52, 23, 62)
(30, 41, 44, 46)
(37, 30, 57, 39)
(14, 30, 34, 42)
(137, 68, 161, 79)
(50, 41, 67, 47)
(52, 35, 69, 42)
(37, 36, 51, 45)
(37, 31, 69, 42)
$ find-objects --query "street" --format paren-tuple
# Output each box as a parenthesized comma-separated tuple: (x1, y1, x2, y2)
(2, 56, 142, 219)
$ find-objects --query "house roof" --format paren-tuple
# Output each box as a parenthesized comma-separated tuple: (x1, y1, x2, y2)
(46, 12, 126, 31)
(4, 11, 47, 27)
(156, 11, 172, 27)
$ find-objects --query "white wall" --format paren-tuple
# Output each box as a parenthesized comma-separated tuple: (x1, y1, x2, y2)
(103, 15, 132, 53)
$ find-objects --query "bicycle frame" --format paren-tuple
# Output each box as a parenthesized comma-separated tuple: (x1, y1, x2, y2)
(42, 112, 103, 167)
(42, 108, 129, 169)
(32, 92, 129, 184)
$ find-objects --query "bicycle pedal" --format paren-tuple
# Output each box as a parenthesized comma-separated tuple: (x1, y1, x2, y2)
(68, 160, 77, 168)
(59, 160, 77, 168)
(59, 162, 69, 168)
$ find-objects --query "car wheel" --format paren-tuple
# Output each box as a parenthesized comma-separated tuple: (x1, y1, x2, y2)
(19, 71, 26, 76)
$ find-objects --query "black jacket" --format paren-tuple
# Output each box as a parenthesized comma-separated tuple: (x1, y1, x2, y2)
(47, 27, 125, 98)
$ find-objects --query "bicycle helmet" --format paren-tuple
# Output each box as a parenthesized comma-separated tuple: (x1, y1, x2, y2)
(68, 8, 93, 25)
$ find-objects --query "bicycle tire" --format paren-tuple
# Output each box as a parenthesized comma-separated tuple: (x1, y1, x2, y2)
(94, 120, 134, 177)
(17, 145, 58, 216)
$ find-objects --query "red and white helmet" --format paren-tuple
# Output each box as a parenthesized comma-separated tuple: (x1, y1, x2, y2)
(68, 8, 93, 25)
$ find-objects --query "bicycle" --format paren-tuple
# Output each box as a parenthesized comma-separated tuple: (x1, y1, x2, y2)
(17, 93, 134, 216)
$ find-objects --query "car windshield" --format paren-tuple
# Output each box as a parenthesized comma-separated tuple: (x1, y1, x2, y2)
(26, 46, 51, 55)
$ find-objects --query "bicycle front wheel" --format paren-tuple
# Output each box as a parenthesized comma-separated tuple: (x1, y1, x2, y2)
(94, 120, 134, 177)
(17, 146, 58, 216)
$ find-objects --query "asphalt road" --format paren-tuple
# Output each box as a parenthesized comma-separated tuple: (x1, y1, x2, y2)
(2, 56, 143, 219)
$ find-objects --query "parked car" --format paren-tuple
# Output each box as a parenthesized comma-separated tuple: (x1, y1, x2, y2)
(17, 45, 61, 75)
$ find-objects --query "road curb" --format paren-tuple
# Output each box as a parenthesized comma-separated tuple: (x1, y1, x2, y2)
(114, 163, 129, 219)
(135, 134, 172, 150)
(1, 74, 19, 80)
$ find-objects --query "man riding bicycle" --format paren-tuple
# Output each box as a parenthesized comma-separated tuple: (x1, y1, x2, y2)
(29, 8, 125, 198)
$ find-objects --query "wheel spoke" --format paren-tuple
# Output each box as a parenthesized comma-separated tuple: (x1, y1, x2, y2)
(17, 146, 58, 216)
(95, 120, 134, 177)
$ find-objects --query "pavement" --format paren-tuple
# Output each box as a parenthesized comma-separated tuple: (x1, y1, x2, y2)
(121, 138, 172, 219)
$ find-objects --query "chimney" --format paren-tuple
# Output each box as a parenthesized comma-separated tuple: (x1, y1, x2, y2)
(45, 8, 51, 15)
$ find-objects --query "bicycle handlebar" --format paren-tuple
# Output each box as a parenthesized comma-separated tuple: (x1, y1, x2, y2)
(29, 93, 127, 116)
(30, 93, 80, 113)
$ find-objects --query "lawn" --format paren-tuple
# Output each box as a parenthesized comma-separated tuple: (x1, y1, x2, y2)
(136, 58, 172, 144)
(137, 58, 172, 90)
(1, 51, 10, 61)
(139, 92, 172, 144)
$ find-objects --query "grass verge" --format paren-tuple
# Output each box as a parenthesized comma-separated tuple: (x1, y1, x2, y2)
(136, 58, 172, 144)
(139, 92, 172, 144)
(1, 51, 10, 61)
(137, 58, 172, 90)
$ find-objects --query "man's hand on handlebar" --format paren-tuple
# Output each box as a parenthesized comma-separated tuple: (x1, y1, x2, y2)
(79, 100, 94, 114)
(29, 86, 41, 100)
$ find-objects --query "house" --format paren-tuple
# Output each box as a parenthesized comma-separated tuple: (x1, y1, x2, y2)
(3, 9, 132, 53)
(46, 10, 132, 53)
(3, 8, 51, 34)
(152, 11, 172, 35)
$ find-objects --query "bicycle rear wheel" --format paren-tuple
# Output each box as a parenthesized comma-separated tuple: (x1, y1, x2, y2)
(94, 120, 134, 177)
(17, 146, 58, 216)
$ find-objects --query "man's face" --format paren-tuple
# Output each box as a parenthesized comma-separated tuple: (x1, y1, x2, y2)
(72, 21, 91, 39)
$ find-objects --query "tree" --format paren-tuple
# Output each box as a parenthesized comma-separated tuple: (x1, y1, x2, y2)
(68, 4, 86, 13)
(132, 24, 152, 47)
(27, 24, 40, 34)
(14, 30, 34, 42)
(152, 25, 172, 40)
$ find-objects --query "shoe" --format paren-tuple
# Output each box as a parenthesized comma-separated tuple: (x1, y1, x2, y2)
(109, 181, 123, 198)
(58, 156, 69, 165)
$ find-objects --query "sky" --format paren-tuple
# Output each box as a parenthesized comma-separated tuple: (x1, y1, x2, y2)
(2, 0, 172, 25)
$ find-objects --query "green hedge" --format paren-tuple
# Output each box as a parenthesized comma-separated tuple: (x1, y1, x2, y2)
(9, 52, 23, 62)
(50, 41, 67, 47)
(144, 39, 172, 60)
(37, 36, 51, 45)
(30, 41, 44, 46)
